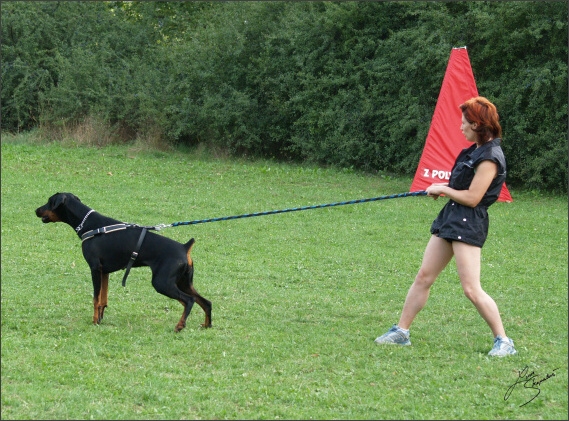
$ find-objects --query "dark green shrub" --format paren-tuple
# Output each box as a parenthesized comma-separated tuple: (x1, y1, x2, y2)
(2, 1, 566, 191)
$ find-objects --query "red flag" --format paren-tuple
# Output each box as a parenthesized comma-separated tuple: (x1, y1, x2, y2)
(410, 47, 512, 202)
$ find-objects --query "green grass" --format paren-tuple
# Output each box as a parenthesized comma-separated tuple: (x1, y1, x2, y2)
(1, 139, 567, 420)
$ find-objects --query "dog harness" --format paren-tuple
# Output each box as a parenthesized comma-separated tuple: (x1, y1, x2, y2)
(81, 224, 149, 287)
(81, 223, 130, 241)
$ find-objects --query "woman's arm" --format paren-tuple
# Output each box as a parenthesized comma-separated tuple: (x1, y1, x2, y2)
(426, 160, 498, 207)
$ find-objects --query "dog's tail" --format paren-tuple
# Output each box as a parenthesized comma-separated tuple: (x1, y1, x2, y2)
(184, 238, 196, 267)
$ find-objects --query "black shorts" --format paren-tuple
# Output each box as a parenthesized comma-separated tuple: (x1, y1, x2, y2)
(430, 201, 489, 248)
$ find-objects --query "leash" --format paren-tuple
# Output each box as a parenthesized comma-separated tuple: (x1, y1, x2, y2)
(161, 190, 428, 228)
(81, 191, 427, 286)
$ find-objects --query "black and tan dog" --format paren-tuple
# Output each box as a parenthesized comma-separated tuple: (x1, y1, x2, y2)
(35, 192, 211, 332)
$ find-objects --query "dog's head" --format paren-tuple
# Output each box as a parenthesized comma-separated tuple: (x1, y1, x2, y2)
(35, 192, 81, 223)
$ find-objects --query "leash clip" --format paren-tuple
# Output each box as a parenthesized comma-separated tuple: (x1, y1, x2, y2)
(153, 224, 171, 231)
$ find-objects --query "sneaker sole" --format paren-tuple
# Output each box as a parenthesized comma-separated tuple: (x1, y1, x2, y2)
(488, 351, 517, 357)
(374, 340, 411, 346)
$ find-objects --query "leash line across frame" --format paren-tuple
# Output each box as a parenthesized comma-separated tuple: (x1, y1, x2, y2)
(159, 190, 427, 229)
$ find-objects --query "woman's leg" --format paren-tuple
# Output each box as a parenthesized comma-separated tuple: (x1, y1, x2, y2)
(397, 235, 454, 330)
(452, 241, 506, 338)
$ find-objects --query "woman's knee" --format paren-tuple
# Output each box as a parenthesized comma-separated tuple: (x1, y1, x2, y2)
(463, 286, 485, 303)
(414, 268, 436, 288)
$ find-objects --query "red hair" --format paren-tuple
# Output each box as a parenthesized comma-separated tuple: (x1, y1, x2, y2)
(459, 96, 502, 144)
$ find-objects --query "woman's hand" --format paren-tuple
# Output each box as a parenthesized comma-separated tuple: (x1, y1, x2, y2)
(426, 183, 448, 200)
(425, 160, 498, 207)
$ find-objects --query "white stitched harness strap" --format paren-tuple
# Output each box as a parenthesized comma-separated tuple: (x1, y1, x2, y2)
(81, 224, 130, 242)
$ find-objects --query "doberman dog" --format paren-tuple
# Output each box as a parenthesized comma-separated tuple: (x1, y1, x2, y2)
(35, 192, 212, 332)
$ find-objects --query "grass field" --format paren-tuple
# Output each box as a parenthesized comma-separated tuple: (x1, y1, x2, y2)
(1, 137, 567, 420)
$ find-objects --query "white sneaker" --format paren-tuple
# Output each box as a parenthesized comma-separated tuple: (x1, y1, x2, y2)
(488, 335, 517, 356)
(374, 325, 411, 346)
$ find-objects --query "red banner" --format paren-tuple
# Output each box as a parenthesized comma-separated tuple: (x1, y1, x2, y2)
(410, 47, 512, 202)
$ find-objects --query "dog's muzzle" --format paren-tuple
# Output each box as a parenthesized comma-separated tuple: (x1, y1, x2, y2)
(36, 208, 56, 223)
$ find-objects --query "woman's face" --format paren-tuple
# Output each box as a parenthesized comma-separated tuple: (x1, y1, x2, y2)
(461, 113, 477, 143)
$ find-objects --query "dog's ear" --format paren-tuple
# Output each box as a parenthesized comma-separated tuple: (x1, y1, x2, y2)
(51, 193, 81, 209)
(49, 193, 75, 210)
(50, 193, 69, 210)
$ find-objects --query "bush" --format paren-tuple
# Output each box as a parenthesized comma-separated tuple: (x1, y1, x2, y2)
(2, 1, 566, 192)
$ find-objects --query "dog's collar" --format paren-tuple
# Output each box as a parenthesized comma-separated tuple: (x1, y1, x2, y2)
(75, 210, 95, 233)
(81, 224, 131, 242)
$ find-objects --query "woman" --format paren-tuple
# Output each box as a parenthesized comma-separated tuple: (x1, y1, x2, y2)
(375, 96, 517, 357)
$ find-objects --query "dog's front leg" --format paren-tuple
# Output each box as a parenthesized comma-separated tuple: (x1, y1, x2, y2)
(91, 270, 107, 325)
(98, 273, 109, 322)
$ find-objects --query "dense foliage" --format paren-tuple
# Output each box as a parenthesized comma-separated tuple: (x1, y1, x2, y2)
(2, 1, 567, 192)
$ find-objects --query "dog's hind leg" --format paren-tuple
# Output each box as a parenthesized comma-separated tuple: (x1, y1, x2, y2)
(176, 279, 212, 328)
(175, 296, 196, 333)
(152, 270, 197, 332)
(190, 285, 212, 328)
(180, 240, 212, 328)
